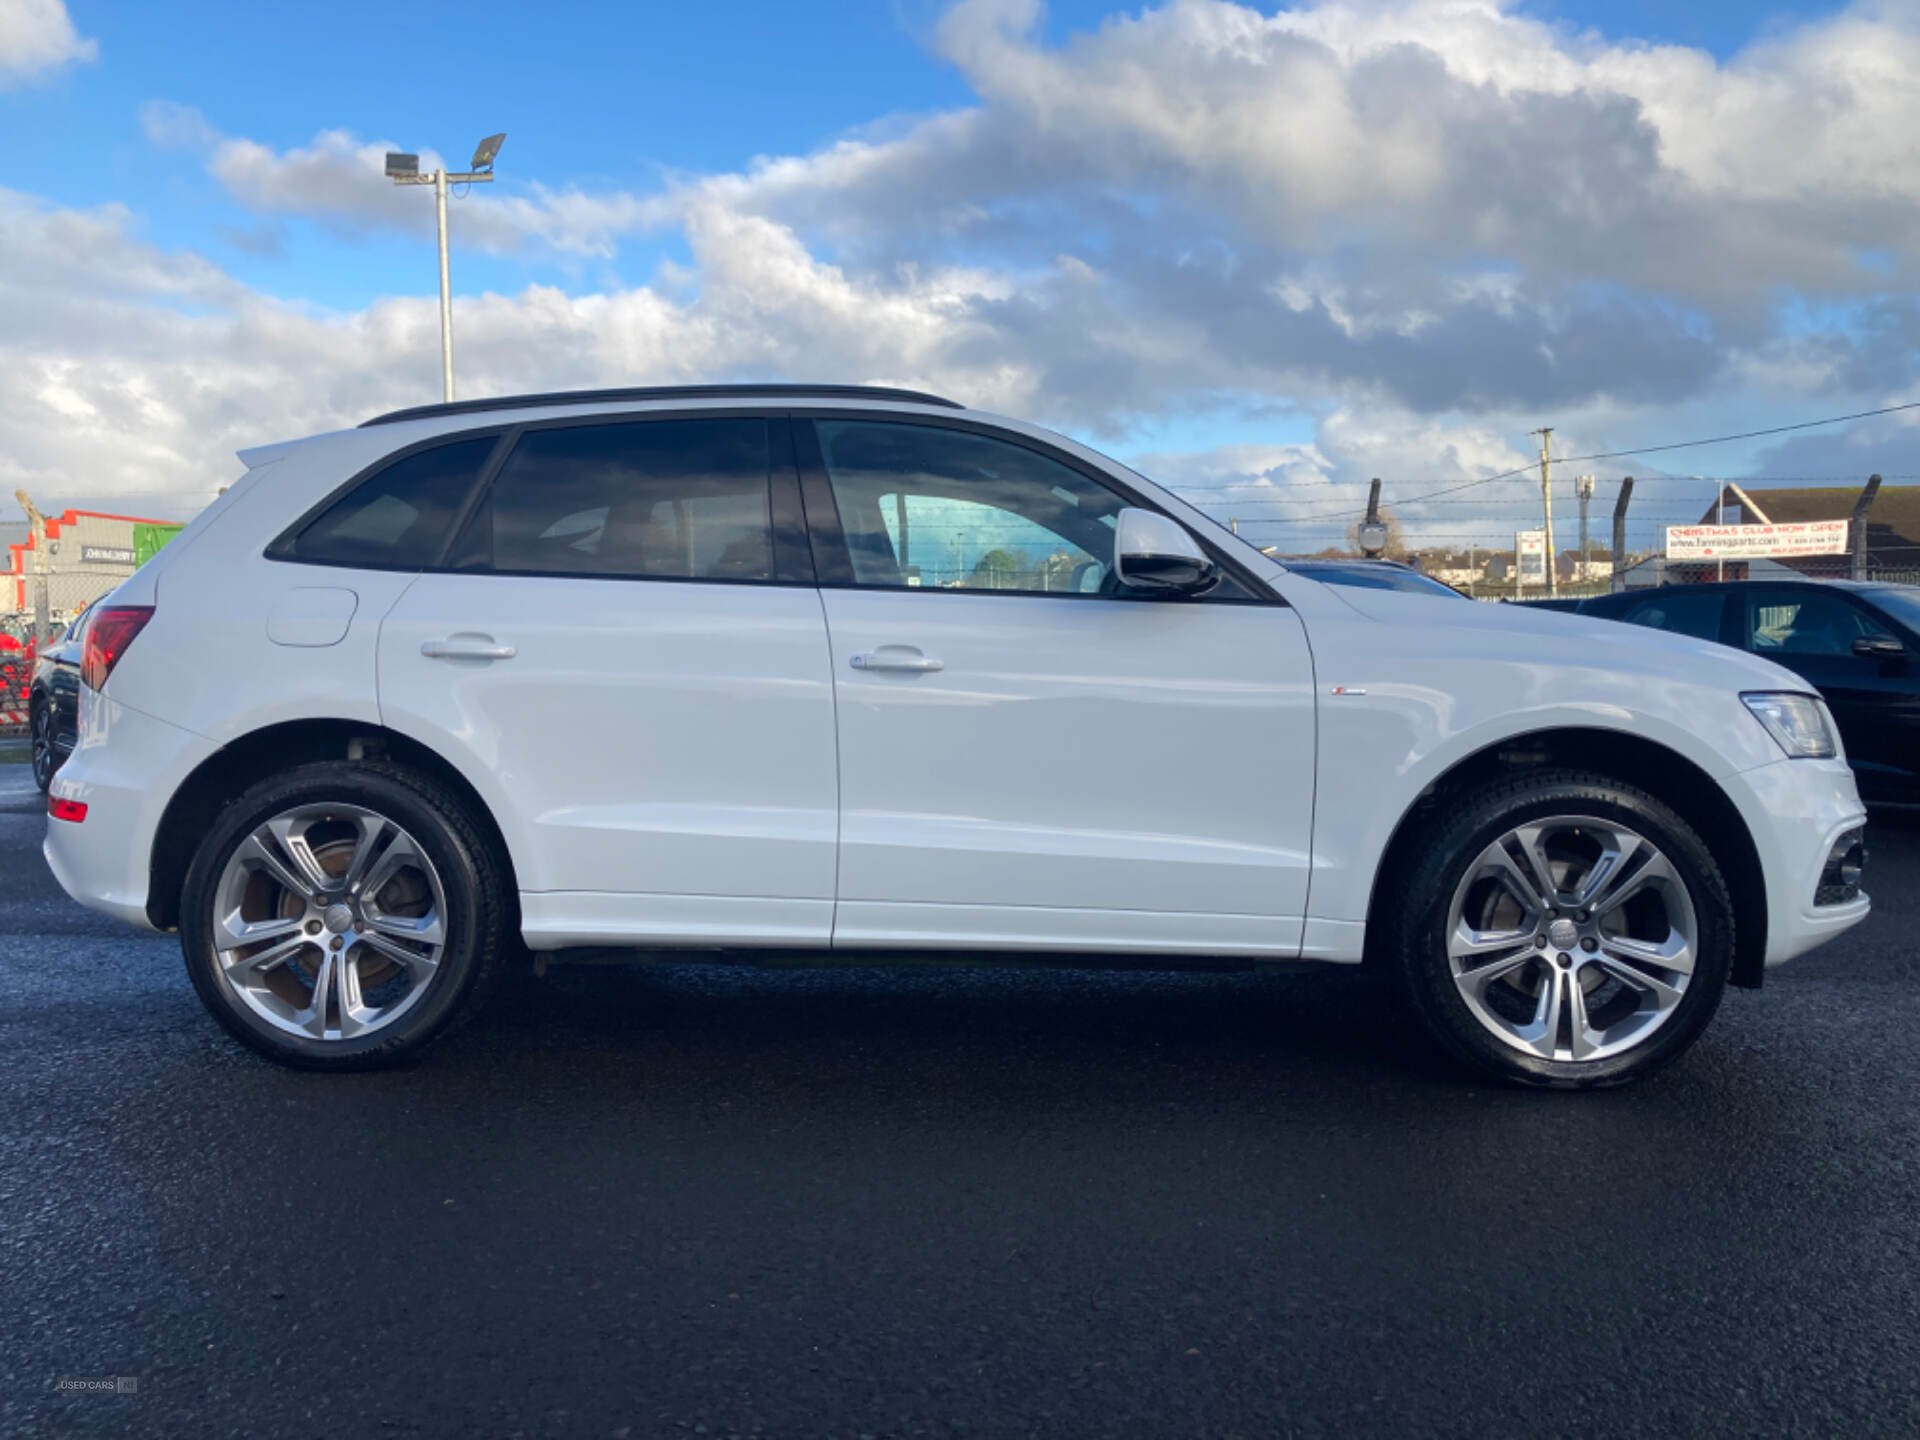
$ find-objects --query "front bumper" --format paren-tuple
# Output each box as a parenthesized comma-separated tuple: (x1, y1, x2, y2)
(1736, 757, 1871, 967)
(43, 695, 215, 932)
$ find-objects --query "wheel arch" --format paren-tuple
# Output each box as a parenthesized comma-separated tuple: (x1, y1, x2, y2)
(146, 718, 520, 934)
(1361, 727, 1769, 989)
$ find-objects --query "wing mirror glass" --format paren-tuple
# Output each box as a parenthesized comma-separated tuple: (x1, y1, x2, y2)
(1113, 508, 1217, 594)
(1854, 633, 1907, 660)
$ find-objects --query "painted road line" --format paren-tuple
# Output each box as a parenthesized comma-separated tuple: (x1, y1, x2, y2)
(0, 767, 43, 798)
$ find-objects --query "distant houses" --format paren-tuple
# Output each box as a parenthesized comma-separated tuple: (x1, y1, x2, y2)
(1408, 547, 1614, 590)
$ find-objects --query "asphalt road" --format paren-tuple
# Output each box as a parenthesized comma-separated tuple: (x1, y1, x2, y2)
(3, 762, 1917, 1439)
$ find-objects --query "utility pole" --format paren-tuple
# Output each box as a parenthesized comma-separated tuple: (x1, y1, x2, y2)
(13, 489, 49, 648)
(1532, 428, 1557, 598)
(1575, 474, 1595, 587)
(386, 134, 506, 403)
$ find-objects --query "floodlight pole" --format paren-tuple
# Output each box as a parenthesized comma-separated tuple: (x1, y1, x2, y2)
(388, 137, 503, 403)
(436, 169, 453, 402)
(395, 166, 492, 401)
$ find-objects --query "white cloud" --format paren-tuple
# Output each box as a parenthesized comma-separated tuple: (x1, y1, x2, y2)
(0, 187, 1042, 513)
(1136, 410, 1544, 551)
(0, 177, 1736, 556)
(672, 0, 1920, 328)
(140, 103, 668, 258)
(0, 0, 95, 87)
(28, 0, 1920, 545)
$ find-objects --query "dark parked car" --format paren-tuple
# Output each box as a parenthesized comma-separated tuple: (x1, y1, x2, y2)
(1565, 579, 1920, 804)
(29, 603, 93, 791)
(1277, 558, 1467, 598)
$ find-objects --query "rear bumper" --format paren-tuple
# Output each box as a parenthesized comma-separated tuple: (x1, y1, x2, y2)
(1735, 758, 1871, 967)
(43, 695, 215, 932)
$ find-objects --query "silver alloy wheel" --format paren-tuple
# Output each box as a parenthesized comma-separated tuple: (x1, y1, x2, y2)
(1445, 815, 1697, 1063)
(210, 803, 448, 1041)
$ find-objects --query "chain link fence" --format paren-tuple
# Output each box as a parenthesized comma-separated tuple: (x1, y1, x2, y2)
(1, 621, 38, 736)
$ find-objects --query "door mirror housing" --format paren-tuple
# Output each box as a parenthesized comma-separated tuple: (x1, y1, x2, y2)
(1854, 633, 1907, 660)
(1113, 509, 1217, 594)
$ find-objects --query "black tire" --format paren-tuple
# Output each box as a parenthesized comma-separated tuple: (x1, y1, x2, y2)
(179, 761, 508, 1070)
(1388, 768, 1733, 1089)
(29, 698, 57, 792)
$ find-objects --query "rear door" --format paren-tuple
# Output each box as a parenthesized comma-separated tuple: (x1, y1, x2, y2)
(798, 416, 1317, 958)
(377, 414, 840, 949)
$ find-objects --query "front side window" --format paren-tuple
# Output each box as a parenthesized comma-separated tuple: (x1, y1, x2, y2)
(1746, 589, 1890, 657)
(814, 421, 1127, 594)
(284, 436, 498, 569)
(473, 419, 774, 581)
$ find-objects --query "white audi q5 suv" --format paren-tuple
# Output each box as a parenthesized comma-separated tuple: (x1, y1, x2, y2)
(45, 384, 1870, 1084)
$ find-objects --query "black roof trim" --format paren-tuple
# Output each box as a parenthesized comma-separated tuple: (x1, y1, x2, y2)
(360, 384, 964, 428)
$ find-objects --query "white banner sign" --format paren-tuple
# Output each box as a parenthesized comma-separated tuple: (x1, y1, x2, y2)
(1516, 530, 1547, 583)
(1663, 520, 1849, 561)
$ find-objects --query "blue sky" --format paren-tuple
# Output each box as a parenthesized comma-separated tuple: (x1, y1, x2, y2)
(3, 0, 1913, 549)
(8, 0, 1839, 308)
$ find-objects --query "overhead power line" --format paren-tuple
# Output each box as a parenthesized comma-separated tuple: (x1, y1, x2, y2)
(1227, 399, 1920, 523)
(1548, 400, 1920, 466)
(1177, 472, 1919, 500)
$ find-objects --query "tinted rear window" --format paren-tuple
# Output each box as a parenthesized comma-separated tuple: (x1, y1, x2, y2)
(1620, 589, 1725, 642)
(471, 419, 774, 581)
(285, 437, 496, 569)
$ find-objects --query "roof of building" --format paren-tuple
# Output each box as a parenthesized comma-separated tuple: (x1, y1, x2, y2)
(1703, 483, 1920, 566)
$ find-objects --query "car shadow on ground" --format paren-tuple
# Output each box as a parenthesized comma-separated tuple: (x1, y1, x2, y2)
(455, 956, 1460, 1093)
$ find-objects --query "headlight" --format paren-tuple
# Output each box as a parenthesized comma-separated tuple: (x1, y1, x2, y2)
(1742, 692, 1837, 759)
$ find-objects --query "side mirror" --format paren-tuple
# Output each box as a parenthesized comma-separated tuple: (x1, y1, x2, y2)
(1854, 633, 1907, 660)
(1113, 508, 1217, 594)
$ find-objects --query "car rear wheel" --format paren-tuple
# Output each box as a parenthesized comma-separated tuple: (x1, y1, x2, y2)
(179, 762, 507, 1070)
(1390, 769, 1732, 1088)
(29, 701, 57, 792)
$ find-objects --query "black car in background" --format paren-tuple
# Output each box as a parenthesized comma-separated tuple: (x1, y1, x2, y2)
(1563, 579, 1920, 804)
(28, 603, 92, 792)
(1276, 558, 1468, 598)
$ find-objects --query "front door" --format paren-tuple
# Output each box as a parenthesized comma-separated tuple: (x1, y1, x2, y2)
(1739, 584, 1912, 797)
(799, 417, 1317, 958)
(378, 413, 840, 948)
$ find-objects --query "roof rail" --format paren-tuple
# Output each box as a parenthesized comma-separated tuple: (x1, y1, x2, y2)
(360, 383, 964, 428)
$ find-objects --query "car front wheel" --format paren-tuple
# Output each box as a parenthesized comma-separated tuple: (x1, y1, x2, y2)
(1391, 769, 1732, 1088)
(179, 761, 507, 1070)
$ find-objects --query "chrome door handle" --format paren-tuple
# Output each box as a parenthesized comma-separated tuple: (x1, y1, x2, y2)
(421, 637, 516, 661)
(850, 647, 944, 674)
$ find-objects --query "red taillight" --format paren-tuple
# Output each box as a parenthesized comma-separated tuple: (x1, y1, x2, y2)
(48, 796, 87, 823)
(81, 605, 155, 692)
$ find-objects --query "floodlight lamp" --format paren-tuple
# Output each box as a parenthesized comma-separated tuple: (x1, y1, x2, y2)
(385, 152, 420, 178)
(470, 133, 506, 171)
